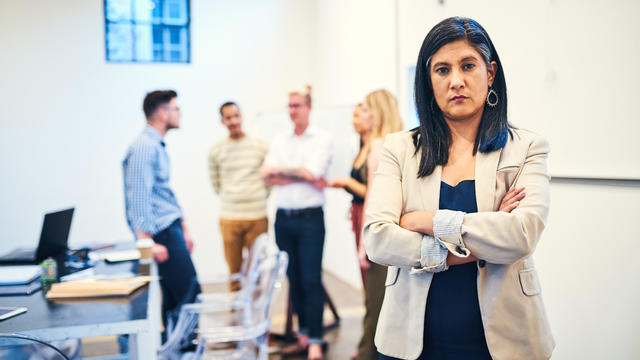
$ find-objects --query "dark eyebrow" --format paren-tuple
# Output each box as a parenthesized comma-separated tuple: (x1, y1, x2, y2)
(432, 61, 450, 68)
(460, 56, 480, 63)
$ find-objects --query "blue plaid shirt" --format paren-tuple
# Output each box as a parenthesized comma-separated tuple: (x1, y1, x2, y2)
(123, 125, 183, 236)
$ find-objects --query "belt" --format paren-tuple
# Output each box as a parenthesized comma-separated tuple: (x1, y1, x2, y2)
(277, 207, 322, 217)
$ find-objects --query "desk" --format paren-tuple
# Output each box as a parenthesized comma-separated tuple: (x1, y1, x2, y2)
(0, 259, 161, 360)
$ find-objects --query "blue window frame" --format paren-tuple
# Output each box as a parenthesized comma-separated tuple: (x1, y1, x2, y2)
(105, 0, 190, 63)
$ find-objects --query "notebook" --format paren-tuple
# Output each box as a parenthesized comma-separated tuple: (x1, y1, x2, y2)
(45, 276, 154, 299)
(0, 281, 42, 296)
(0, 265, 41, 286)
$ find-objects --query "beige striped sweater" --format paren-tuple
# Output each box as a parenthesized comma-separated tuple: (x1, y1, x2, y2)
(208, 135, 269, 220)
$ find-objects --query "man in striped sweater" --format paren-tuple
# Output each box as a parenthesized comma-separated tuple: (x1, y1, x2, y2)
(208, 102, 269, 291)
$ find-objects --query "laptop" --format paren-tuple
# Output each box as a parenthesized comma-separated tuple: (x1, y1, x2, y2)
(0, 208, 74, 264)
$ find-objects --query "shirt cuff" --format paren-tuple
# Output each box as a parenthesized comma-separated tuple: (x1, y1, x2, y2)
(133, 218, 157, 236)
(433, 209, 470, 257)
(410, 235, 448, 274)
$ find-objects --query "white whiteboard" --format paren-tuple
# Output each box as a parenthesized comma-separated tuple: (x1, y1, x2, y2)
(397, 0, 640, 179)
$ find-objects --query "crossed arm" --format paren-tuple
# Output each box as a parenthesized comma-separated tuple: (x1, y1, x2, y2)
(398, 186, 526, 267)
(260, 165, 327, 189)
(363, 135, 550, 271)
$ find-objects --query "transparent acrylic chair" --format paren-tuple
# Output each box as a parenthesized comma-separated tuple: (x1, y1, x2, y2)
(208, 233, 270, 292)
(165, 233, 270, 342)
(159, 251, 288, 360)
(0, 333, 70, 360)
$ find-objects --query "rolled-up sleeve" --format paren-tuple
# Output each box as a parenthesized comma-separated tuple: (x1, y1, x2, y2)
(364, 139, 446, 271)
(410, 235, 449, 274)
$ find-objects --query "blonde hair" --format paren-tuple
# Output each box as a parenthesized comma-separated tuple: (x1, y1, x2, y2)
(289, 85, 313, 106)
(365, 89, 403, 139)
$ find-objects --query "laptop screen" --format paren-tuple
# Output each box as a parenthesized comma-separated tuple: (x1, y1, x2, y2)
(35, 208, 74, 263)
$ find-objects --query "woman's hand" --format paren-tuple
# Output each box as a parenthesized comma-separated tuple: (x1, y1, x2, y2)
(447, 252, 478, 266)
(499, 186, 526, 212)
(358, 243, 371, 271)
(399, 211, 435, 236)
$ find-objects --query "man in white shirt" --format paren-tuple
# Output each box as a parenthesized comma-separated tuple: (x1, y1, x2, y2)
(260, 87, 332, 360)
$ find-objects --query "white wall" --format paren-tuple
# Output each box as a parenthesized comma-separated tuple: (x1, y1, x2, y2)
(396, 0, 640, 179)
(0, 0, 316, 281)
(536, 180, 640, 359)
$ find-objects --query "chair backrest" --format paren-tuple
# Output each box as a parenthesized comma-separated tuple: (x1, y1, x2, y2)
(0, 333, 70, 360)
(159, 251, 288, 358)
(195, 251, 288, 359)
(198, 251, 288, 330)
(246, 250, 289, 324)
(240, 233, 269, 279)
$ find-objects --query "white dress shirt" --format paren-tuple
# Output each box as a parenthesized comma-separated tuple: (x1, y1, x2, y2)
(264, 126, 333, 210)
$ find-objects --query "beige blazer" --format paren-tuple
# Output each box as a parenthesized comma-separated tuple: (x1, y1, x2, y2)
(363, 128, 555, 360)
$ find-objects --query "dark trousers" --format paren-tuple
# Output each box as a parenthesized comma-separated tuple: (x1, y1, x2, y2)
(275, 207, 325, 340)
(357, 262, 387, 360)
(153, 219, 201, 327)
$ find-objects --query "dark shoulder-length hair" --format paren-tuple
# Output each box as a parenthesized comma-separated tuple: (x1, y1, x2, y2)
(413, 16, 513, 178)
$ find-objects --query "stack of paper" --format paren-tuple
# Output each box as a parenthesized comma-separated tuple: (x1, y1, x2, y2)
(0, 265, 41, 285)
(45, 276, 154, 299)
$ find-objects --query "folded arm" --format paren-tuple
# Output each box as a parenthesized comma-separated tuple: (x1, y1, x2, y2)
(362, 141, 444, 271)
(401, 136, 550, 265)
(438, 137, 550, 264)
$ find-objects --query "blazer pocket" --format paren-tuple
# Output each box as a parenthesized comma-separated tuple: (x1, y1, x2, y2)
(518, 268, 541, 296)
(384, 266, 400, 287)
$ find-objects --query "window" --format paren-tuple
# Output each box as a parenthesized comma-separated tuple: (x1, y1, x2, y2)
(105, 0, 190, 63)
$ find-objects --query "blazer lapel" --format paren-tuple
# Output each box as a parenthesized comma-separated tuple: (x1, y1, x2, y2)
(418, 163, 442, 211)
(475, 148, 502, 212)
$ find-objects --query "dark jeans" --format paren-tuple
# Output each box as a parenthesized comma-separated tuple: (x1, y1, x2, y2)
(275, 207, 325, 341)
(153, 219, 201, 328)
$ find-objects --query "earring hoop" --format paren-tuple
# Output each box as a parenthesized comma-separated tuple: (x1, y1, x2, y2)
(486, 88, 498, 107)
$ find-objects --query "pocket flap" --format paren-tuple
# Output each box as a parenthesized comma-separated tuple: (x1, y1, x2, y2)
(519, 268, 541, 296)
(384, 266, 400, 287)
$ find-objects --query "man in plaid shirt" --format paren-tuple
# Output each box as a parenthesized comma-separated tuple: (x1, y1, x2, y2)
(123, 90, 200, 329)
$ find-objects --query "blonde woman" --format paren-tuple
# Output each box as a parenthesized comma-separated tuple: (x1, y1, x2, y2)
(356, 89, 403, 360)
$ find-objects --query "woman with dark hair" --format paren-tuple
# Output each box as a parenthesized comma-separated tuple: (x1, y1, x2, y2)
(363, 17, 554, 360)
(329, 104, 370, 287)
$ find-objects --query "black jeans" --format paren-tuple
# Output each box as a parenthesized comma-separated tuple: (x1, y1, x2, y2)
(275, 207, 325, 342)
(153, 219, 201, 328)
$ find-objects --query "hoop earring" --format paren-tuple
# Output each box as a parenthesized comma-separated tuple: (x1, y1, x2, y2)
(486, 88, 498, 107)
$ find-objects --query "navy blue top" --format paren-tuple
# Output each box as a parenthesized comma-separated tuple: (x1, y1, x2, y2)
(380, 180, 492, 360)
(422, 180, 492, 359)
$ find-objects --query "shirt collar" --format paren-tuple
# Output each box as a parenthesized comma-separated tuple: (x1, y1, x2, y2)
(291, 125, 316, 138)
(144, 124, 164, 146)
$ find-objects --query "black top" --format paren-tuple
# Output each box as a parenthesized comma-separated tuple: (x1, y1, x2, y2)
(348, 162, 368, 204)
(422, 180, 492, 359)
